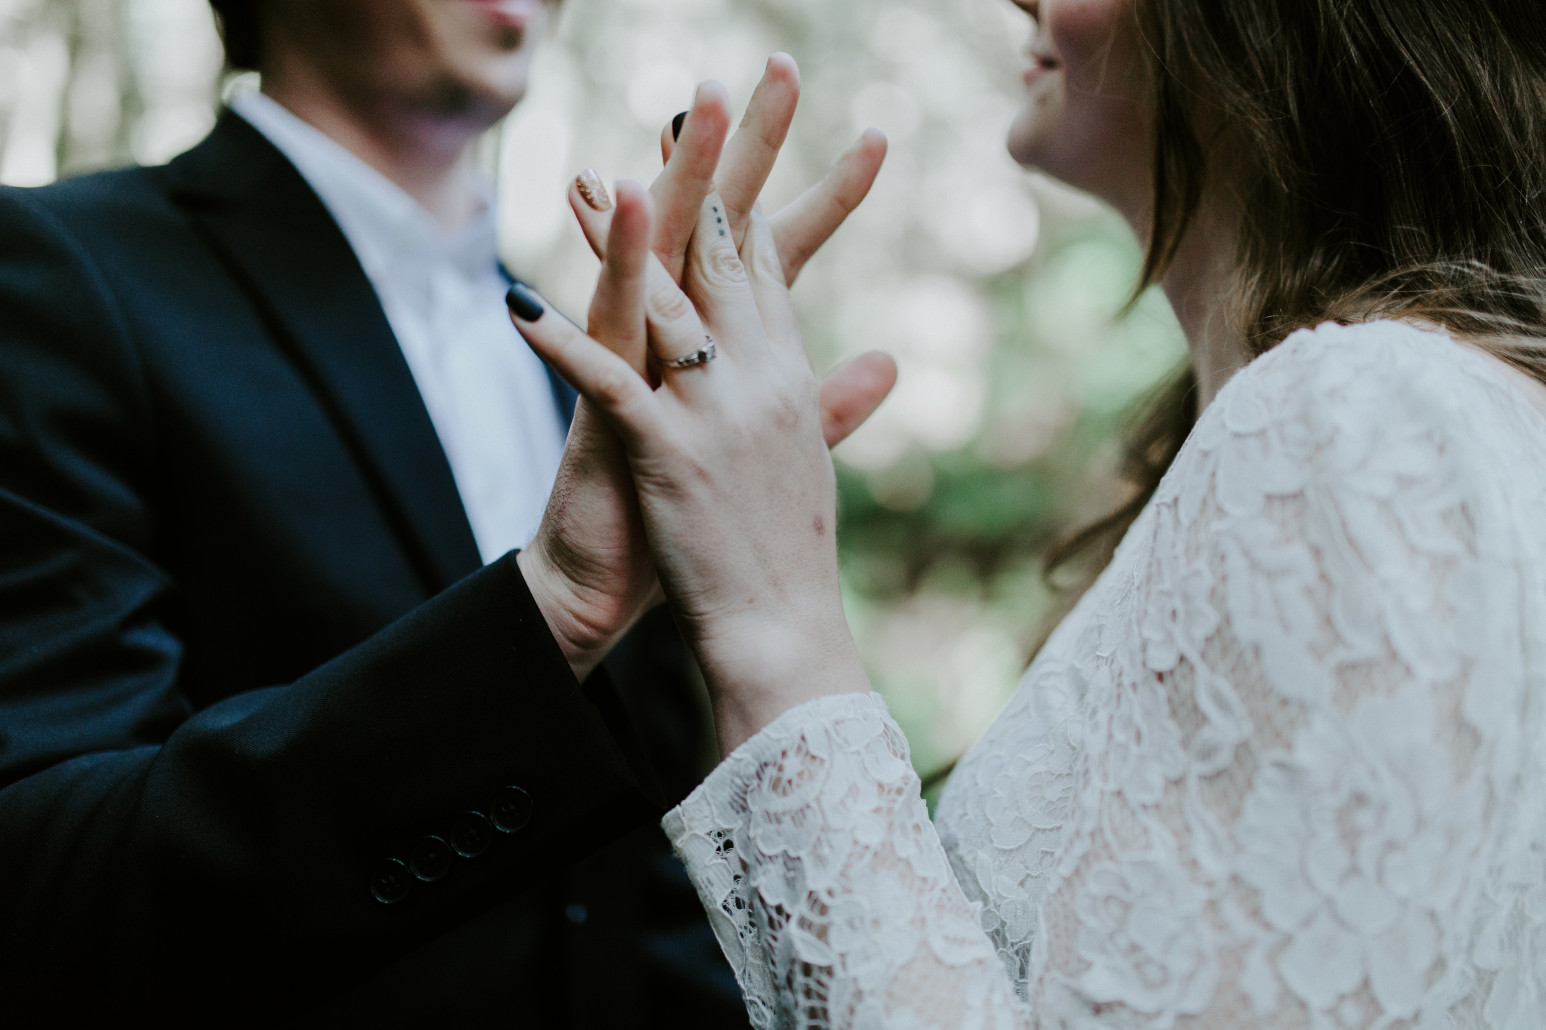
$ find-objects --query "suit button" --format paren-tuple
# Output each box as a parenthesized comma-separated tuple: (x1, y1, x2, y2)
(370, 858, 412, 904)
(489, 786, 534, 833)
(408, 836, 453, 882)
(449, 811, 494, 858)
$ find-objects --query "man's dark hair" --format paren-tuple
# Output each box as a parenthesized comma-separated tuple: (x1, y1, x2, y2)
(209, 0, 261, 71)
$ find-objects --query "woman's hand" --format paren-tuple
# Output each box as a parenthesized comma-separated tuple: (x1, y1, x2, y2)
(646, 55, 889, 289)
(516, 64, 894, 688)
(514, 182, 874, 755)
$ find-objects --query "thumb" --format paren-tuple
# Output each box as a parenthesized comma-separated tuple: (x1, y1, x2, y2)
(819, 351, 897, 447)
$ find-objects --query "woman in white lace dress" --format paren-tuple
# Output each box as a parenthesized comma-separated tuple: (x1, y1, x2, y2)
(511, 0, 1546, 1025)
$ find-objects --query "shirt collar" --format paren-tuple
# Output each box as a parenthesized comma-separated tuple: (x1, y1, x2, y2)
(229, 89, 499, 284)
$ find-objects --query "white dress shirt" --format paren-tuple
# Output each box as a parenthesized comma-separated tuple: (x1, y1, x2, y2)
(230, 90, 565, 565)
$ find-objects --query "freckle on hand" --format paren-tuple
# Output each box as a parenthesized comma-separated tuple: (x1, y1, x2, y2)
(812, 515, 826, 537)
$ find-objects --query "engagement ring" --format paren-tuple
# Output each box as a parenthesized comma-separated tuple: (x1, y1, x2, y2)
(662, 336, 717, 369)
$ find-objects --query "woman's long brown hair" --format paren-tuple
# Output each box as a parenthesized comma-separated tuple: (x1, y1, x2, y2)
(1047, 0, 1546, 589)
(926, 2, 1546, 791)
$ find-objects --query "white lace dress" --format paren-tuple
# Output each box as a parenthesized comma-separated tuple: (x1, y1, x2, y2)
(663, 321, 1546, 1029)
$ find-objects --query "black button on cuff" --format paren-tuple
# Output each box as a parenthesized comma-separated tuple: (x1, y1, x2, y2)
(408, 836, 454, 882)
(489, 786, 534, 833)
(450, 811, 494, 858)
(370, 858, 413, 904)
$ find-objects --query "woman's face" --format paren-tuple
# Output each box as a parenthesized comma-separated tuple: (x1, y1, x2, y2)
(1006, 0, 1154, 222)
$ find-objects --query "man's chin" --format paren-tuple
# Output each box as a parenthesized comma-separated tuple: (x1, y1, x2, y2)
(492, 23, 527, 50)
(470, 51, 538, 112)
(478, 76, 530, 123)
(414, 60, 530, 122)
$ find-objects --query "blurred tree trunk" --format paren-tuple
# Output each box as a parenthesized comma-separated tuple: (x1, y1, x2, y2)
(59, 0, 135, 176)
(2, 0, 218, 184)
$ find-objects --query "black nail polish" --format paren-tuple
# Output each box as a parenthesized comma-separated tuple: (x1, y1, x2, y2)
(505, 281, 544, 321)
(671, 111, 687, 141)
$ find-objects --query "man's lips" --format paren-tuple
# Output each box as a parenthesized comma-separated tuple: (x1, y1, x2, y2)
(456, 0, 540, 30)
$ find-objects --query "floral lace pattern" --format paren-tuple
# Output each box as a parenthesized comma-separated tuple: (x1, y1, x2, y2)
(663, 321, 1546, 1028)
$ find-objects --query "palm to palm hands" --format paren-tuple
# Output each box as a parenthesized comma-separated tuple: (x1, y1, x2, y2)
(516, 58, 892, 725)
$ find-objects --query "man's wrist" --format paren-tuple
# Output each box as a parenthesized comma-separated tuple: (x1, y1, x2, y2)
(515, 546, 610, 682)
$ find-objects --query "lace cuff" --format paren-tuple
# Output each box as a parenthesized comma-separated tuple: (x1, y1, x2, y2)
(665, 691, 1028, 1029)
(663, 692, 889, 1025)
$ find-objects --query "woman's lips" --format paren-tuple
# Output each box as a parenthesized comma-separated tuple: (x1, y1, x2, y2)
(1022, 54, 1060, 85)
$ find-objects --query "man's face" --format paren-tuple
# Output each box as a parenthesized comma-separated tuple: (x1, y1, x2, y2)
(266, 0, 555, 129)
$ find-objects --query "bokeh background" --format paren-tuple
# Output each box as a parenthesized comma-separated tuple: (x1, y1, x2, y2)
(0, 0, 1184, 781)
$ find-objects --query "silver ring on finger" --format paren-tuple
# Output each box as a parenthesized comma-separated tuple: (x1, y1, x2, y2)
(662, 335, 717, 369)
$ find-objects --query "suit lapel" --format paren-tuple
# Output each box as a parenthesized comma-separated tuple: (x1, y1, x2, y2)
(169, 113, 484, 593)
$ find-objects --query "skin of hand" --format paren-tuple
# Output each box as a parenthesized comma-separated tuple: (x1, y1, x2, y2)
(650, 55, 890, 287)
(514, 181, 874, 756)
(517, 59, 895, 684)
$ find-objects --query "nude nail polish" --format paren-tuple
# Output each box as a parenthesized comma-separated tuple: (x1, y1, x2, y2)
(575, 169, 612, 212)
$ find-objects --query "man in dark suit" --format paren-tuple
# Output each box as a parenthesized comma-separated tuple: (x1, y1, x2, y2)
(0, 0, 888, 1022)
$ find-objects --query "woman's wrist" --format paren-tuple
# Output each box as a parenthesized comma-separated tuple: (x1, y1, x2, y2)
(693, 610, 873, 755)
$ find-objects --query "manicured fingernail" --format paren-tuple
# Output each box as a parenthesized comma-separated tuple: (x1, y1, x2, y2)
(506, 281, 544, 321)
(574, 168, 611, 212)
(671, 111, 687, 141)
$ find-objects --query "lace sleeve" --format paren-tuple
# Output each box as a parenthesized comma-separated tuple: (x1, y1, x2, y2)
(1013, 324, 1546, 1026)
(664, 322, 1546, 1029)
(663, 691, 1033, 1029)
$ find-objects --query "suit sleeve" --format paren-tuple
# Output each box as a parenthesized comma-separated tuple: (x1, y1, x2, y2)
(0, 187, 663, 1018)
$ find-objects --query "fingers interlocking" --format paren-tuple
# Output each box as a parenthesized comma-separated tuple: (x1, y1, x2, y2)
(508, 54, 895, 451)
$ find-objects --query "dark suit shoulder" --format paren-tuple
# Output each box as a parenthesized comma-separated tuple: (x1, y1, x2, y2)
(0, 169, 197, 361)
(0, 111, 284, 264)
(9, 159, 169, 207)
(1, 163, 179, 247)
(0, 174, 158, 544)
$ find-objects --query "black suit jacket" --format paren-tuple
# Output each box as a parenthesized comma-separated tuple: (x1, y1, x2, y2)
(0, 111, 737, 1025)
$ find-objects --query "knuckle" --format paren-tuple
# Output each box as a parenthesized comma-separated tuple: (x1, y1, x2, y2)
(829, 190, 858, 218)
(613, 385, 655, 430)
(773, 393, 805, 432)
(752, 376, 814, 434)
(592, 363, 638, 410)
(647, 282, 694, 323)
(700, 245, 749, 288)
(750, 239, 784, 281)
